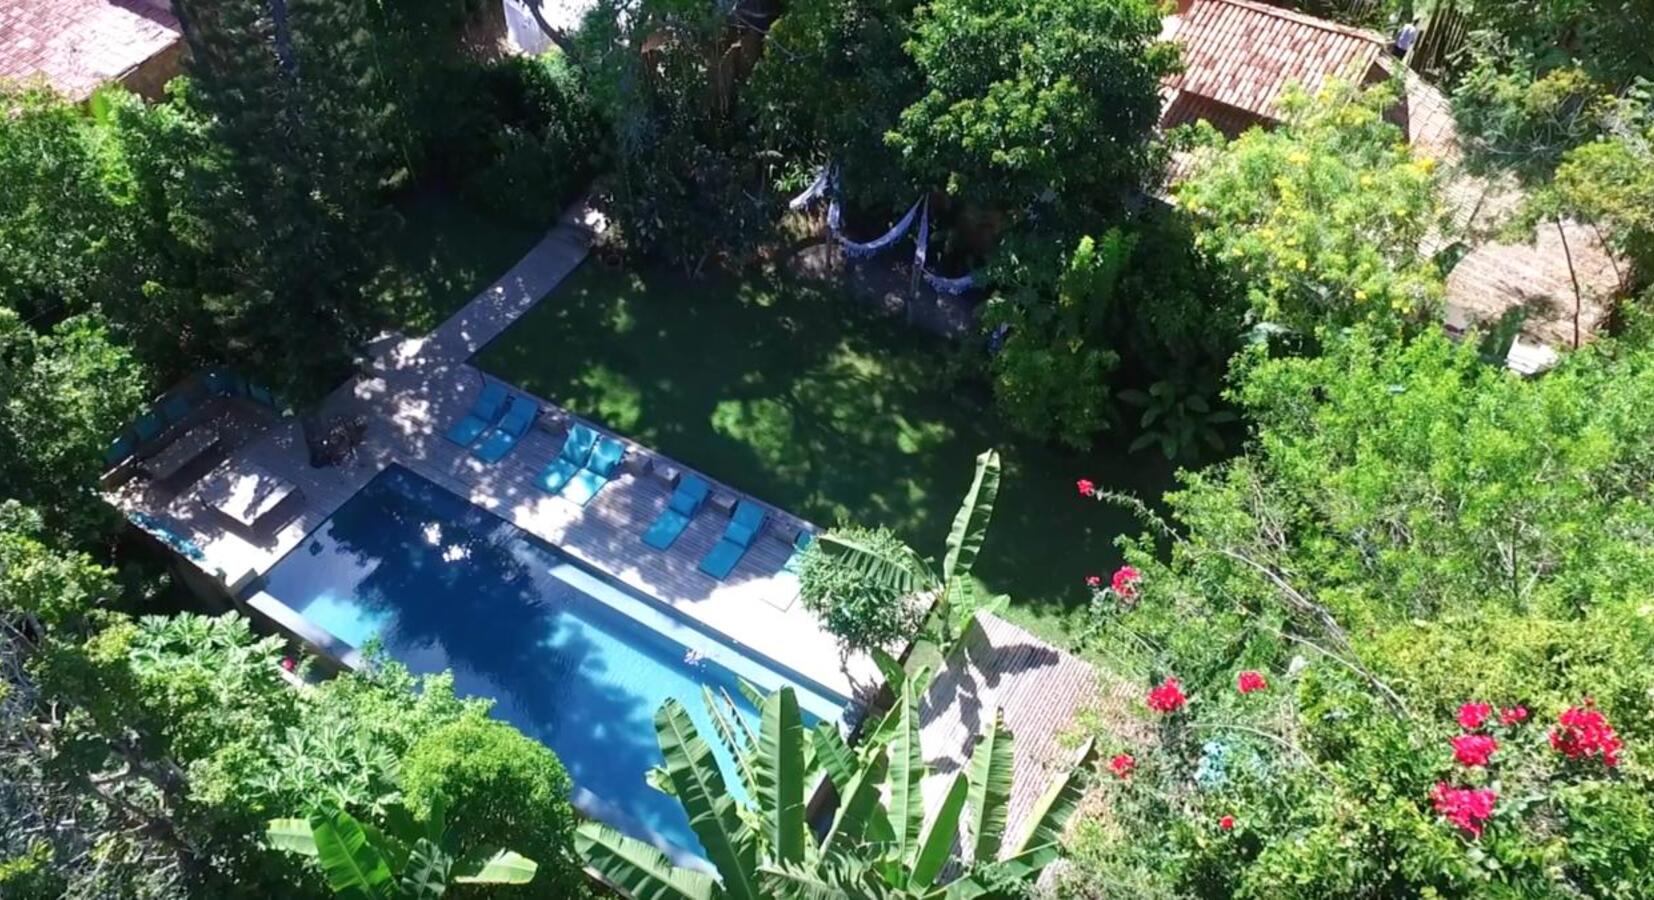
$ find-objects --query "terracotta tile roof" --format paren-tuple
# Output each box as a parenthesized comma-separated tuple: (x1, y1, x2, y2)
(0, 0, 180, 100)
(917, 613, 1143, 863)
(1170, 0, 1386, 121)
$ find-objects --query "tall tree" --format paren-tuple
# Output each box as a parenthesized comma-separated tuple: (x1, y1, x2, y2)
(1176, 80, 1446, 333)
(887, 0, 1174, 223)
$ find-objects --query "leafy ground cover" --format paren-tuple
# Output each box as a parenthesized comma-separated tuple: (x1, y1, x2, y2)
(475, 262, 1178, 643)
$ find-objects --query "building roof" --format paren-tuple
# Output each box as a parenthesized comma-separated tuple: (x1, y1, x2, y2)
(918, 613, 1142, 860)
(0, 0, 180, 100)
(1169, 0, 1386, 122)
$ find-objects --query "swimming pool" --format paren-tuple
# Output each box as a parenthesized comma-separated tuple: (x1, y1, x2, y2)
(259, 465, 846, 858)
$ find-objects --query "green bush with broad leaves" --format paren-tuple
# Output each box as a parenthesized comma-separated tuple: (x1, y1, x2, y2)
(1061, 327, 1654, 897)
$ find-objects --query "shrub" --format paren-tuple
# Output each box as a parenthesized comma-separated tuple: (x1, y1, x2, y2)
(798, 526, 927, 654)
(401, 717, 586, 898)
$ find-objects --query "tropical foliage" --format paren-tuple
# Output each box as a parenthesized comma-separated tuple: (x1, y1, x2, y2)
(803, 450, 1002, 650)
(1176, 80, 1446, 332)
(268, 797, 538, 898)
(1063, 328, 1654, 896)
(578, 655, 1095, 898)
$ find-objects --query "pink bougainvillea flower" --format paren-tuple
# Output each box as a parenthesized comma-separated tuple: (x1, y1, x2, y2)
(1431, 783, 1497, 837)
(1085, 574, 1102, 588)
(1550, 702, 1623, 767)
(1236, 670, 1268, 695)
(1499, 705, 1529, 726)
(1109, 754, 1136, 778)
(1457, 702, 1494, 730)
(1218, 815, 1235, 831)
(280, 657, 296, 672)
(1111, 565, 1142, 599)
(1076, 478, 1096, 497)
(1450, 733, 1498, 768)
(1146, 677, 1187, 713)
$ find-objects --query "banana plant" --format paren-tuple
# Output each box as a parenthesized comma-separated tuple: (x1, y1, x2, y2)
(267, 796, 537, 898)
(576, 649, 1096, 899)
(814, 449, 1004, 644)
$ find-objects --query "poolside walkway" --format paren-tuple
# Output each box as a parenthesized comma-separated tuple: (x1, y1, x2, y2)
(108, 199, 880, 705)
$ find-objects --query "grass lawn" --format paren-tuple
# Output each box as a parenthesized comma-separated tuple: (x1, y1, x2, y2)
(371, 187, 552, 334)
(476, 263, 1179, 646)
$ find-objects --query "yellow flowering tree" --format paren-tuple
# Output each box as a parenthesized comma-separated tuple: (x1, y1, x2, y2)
(1175, 80, 1446, 333)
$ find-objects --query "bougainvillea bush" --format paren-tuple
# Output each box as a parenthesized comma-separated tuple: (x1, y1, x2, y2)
(1059, 327, 1654, 897)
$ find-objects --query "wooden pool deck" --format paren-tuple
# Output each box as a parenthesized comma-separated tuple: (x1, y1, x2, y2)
(106, 202, 880, 705)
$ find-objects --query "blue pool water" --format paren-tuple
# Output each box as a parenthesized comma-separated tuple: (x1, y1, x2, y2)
(260, 465, 845, 857)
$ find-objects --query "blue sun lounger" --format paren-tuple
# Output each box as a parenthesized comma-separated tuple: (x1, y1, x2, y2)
(562, 436, 627, 506)
(699, 500, 768, 580)
(642, 474, 710, 551)
(471, 395, 538, 463)
(537, 423, 599, 494)
(444, 381, 509, 446)
(781, 531, 814, 575)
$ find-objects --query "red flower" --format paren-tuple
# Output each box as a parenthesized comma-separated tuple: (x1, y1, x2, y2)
(1085, 574, 1102, 588)
(1457, 702, 1493, 730)
(1549, 702, 1623, 767)
(1450, 734, 1498, 768)
(1076, 478, 1096, 497)
(1109, 754, 1136, 778)
(1236, 670, 1268, 695)
(1218, 815, 1235, 831)
(1499, 705, 1529, 726)
(280, 657, 296, 672)
(1111, 565, 1142, 599)
(1146, 677, 1187, 713)
(1430, 783, 1497, 837)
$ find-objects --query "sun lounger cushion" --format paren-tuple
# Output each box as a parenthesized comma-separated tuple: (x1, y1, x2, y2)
(563, 437, 627, 506)
(444, 382, 509, 446)
(698, 539, 746, 579)
(105, 433, 136, 467)
(699, 501, 769, 579)
(537, 424, 599, 493)
(642, 508, 691, 550)
(670, 475, 710, 516)
(134, 411, 164, 441)
(782, 531, 813, 575)
(472, 396, 539, 463)
(161, 393, 193, 424)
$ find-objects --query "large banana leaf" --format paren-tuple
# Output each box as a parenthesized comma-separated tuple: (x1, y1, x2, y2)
(308, 808, 396, 900)
(886, 684, 925, 863)
(811, 723, 857, 793)
(656, 699, 761, 900)
(452, 848, 538, 884)
(824, 749, 889, 855)
(962, 711, 1014, 865)
(575, 823, 717, 900)
(941, 450, 1000, 583)
(761, 858, 894, 900)
(1007, 738, 1097, 857)
(701, 686, 758, 797)
(819, 531, 936, 596)
(755, 688, 807, 864)
(266, 818, 319, 857)
(910, 773, 968, 888)
(399, 838, 453, 900)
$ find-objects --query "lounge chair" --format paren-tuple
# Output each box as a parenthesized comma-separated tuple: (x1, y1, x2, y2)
(444, 381, 509, 446)
(161, 392, 193, 424)
(642, 474, 710, 550)
(699, 499, 768, 580)
(781, 530, 814, 575)
(536, 423, 599, 493)
(105, 431, 137, 468)
(134, 410, 165, 442)
(562, 436, 627, 506)
(471, 396, 539, 463)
